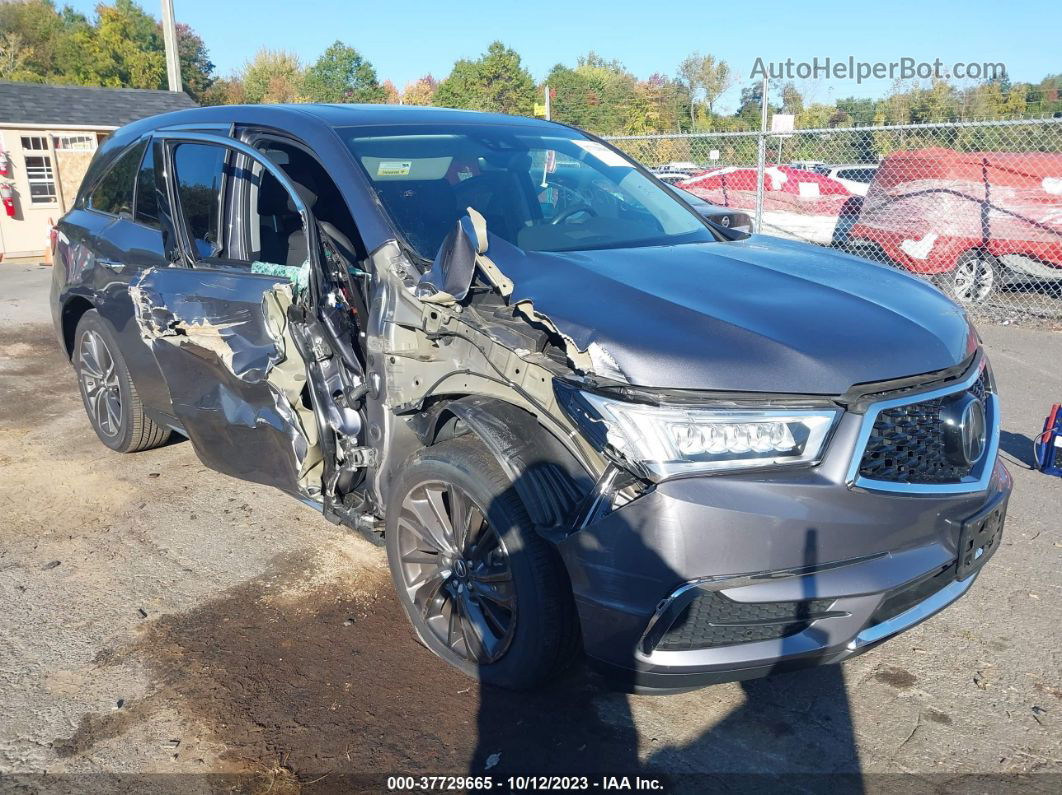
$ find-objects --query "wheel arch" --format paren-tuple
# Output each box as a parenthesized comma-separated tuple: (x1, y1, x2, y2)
(61, 296, 96, 359)
(410, 395, 596, 535)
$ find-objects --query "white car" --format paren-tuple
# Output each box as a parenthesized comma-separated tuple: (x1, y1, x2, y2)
(814, 164, 879, 196)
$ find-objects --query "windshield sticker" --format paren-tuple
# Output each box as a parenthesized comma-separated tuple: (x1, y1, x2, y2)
(573, 140, 631, 168)
(377, 160, 412, 177)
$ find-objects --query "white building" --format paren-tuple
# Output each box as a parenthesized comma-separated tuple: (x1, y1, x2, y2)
(0, 82, 195, 261)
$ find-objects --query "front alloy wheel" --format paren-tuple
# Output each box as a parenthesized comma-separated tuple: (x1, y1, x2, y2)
(394, 481, 517, 664)
(385, 436, 579, 689)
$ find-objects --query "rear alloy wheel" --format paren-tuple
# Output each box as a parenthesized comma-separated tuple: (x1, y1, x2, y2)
(948, 250, 1000, 305)
(73, 310, 171, 453)
(385, 436, 579, 689)
(78, 328, 123, 440)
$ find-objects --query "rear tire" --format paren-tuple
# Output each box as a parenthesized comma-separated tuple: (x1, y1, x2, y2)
(73, 310, 171, 453)
(385, 436, 579, 689)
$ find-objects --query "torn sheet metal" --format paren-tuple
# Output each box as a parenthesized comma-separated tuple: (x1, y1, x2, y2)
(131, 267, 323, 499)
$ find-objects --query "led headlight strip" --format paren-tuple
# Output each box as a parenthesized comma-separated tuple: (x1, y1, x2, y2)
(579, 392, 838, 478)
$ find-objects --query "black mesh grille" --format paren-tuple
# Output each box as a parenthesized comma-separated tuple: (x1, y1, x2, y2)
(654, 591, 838, 652)
(858, 371, 989, 484)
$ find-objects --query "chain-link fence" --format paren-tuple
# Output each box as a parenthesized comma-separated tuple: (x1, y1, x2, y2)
(606, 118, 1062, 325)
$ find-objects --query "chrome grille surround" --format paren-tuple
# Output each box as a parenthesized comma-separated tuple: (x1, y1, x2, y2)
(846, 360, 1000, 495)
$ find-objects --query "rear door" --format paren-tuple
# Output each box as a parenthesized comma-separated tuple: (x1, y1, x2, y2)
(71, 138, 176, 417)
(132, 132, 326, 501)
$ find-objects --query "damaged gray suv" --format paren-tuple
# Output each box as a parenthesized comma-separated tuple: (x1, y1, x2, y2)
(51, 105, 1010, 691)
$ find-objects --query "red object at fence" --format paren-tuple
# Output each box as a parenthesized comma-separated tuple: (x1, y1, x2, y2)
(680, 164, 851, 217)
(1, 182, 14, 217)
(849, 148, 1062, 275)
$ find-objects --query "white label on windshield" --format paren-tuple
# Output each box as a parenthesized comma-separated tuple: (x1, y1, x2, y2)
(377, 160, 412, 177)
(573, 140, 631, 168)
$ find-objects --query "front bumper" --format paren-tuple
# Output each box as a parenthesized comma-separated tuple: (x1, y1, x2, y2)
(555, 407, 1013, 692)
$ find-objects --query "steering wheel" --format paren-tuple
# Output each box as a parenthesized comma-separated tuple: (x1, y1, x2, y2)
(550, 204, 598, 225)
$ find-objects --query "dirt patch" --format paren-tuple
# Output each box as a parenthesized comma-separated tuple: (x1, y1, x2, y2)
(0, 325, 75, 430)
(924, 708, 953, 726)
(875, 666, 918, 690)
(60, 548, 648, 788)
(0, 326, 143, 542)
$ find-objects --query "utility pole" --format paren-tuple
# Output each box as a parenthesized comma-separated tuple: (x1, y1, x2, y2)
(754, 75, 768, 234)
(544, 84, 551, 121)
(160, 0, 182, 93)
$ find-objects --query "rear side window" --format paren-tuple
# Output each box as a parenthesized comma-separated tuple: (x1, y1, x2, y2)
(172, 143, 226, 259)
(838, 168, 875, 183)
(134, 142, 160, 228)
(88, 139, 148, 217)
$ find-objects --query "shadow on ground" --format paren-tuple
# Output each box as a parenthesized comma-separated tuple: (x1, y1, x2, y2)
(61, 539, 863, 791)
(999, 430, 1038, 469)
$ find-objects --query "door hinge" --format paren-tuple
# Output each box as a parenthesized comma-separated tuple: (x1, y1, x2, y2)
(342, 444, 378, 468)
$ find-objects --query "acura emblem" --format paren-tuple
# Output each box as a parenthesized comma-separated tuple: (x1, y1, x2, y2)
(942, 392, 988, 467)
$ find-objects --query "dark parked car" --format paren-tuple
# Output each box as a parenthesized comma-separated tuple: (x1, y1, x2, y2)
(666, 183, 753, 234)
(51, 105, 1010, 691)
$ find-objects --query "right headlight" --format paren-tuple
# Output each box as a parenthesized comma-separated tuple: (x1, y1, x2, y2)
(560, 386, 838, 479)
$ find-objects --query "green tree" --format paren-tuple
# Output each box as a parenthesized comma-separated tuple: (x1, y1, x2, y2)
(301, 40, 385, 103)
(434, 41, 535, 115)
(734, 81, 777, 128)
(780, 82, 803, 115)
(677, 52, 732, 125)
(546, 53, 640, 134)
(242, 49, 303, 103)
(82, 0, 166, 88)
(0, 0, 93, 83)
(175, 22, 214, 100)
(0, 0, 215, 94)
(834, 96, 878, 125)
(0, 32, 35, 81)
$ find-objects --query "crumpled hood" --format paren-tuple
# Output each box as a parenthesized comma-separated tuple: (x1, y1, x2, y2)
(489, 235, 974, 394)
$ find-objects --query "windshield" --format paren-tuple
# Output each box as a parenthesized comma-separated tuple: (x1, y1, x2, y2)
(337, 124, 715, 260)
(667, 183, 711, 208)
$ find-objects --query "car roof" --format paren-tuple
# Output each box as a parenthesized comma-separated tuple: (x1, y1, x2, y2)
(115, 103, 564, 141)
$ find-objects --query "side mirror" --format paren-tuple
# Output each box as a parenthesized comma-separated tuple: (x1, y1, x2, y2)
(417, 208, 488, 304)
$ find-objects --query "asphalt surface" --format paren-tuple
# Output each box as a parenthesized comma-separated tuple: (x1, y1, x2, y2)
(0, 262, 1059, 793)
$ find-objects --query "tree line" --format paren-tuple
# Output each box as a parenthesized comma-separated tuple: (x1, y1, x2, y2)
(2, 0, 1059, 136)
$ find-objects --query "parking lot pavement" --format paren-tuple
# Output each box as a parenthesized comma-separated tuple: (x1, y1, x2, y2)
(0, 264, 1059, 790)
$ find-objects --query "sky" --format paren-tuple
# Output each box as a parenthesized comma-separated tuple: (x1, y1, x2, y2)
(67, 0, 1058, 113)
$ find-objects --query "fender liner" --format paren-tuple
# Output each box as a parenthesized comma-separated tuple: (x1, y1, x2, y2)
(410, 396, 594, 535)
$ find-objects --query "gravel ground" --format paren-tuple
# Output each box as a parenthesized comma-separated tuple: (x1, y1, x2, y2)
(0, 263, 1059, 793)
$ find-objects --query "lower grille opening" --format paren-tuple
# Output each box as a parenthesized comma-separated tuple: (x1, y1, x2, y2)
(651, 590, 842, 652)
(869, 564, 955, 626)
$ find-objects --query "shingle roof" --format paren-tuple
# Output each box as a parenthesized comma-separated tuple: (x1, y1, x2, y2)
(0, 82, 197, 128)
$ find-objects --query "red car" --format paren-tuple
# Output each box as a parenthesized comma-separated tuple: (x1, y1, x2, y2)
(848, 147, 1062, 305)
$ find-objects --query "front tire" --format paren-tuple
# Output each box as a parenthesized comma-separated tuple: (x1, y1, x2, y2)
(73, 310, 171, 453)
(385, 436, 579, 689)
